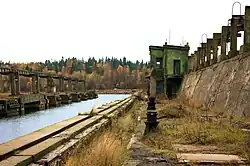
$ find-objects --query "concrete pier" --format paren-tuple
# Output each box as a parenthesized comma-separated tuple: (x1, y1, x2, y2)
(0, 95, 135, 165)
(59, 93, 72, 104)
(71, 92, 81, 102)
(0, 66, 97, 117)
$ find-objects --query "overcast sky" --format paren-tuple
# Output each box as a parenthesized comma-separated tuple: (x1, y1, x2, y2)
(0, 0, 248, 63)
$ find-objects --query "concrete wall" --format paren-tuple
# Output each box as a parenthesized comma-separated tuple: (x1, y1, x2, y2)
(166, 49, 188, 75)
(181, 52, 250, 117)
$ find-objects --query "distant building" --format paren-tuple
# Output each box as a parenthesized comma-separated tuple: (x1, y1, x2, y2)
(146, 42, 190, 99)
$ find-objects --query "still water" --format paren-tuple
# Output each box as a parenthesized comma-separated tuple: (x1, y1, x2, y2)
(0, 94, 130, 144)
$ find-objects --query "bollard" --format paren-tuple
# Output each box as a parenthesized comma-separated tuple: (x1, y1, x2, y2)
(147, 96, 156, 110)
(145, 97, 159, 133)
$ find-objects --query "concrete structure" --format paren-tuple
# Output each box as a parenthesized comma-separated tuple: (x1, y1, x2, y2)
(183, 5, 250, 117)
(0, 96, 135, 166)
(187, 5, 250, 73)
(148, 42, 189, 98)
(0, 67, 96, 117)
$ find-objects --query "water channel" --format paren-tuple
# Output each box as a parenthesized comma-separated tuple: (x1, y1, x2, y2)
(0, 94, 130, 144)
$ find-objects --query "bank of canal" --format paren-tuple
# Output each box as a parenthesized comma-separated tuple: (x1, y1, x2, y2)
(0, 94, 130, 144)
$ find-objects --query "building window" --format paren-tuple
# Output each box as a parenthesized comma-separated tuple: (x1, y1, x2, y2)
(173, 60, 181, 75)
(156, 57, 163, 69)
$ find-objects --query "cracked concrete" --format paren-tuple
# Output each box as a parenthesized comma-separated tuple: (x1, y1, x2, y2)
(182, 53, 250, 117)
(123, 121, 176, 166)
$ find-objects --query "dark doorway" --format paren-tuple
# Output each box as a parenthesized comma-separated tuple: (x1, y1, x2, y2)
(173, 60, 181, 75)
(156, 80, 164, 94)
(166, 82, 173, 99)
(166, 79, 179, 99)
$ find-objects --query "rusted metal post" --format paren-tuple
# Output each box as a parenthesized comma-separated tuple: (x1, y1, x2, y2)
(145, 68, 158, 133)
(145, 96, 158, 133)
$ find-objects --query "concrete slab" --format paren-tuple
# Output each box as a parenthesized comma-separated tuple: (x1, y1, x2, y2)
(56, 115, 103, 138)
(99, 98, 131, 115)
(0, 115, 89, 160)
(0, 155, 32, 166)
(35, 119, 109, 165)
(172, 144, 217, 152)
(242, 129, 250, 132)
(177, 153, 247, 164)
(16, 137, 65, 162)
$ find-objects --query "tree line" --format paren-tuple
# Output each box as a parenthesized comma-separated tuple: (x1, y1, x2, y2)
(0, 57, 150, 92)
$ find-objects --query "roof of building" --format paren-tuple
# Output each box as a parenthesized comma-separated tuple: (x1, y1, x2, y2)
(149, 45, 163, 51)
(149, 43, 190, 51)
(163, 44, 190, 51)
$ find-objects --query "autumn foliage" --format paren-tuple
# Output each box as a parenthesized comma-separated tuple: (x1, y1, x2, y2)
(0, 57, 149, 92)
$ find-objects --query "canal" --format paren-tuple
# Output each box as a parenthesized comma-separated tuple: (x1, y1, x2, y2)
(0, 94, 130, 144)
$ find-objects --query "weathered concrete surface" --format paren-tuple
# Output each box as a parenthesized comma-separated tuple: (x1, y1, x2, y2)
(0, 115, 89, 160)
(181, 52, 250, 117)
(0, 98, 130, 161)
(0, 156, 32, 166)
(172, 144, 217, 152)
(31, 96, 136, 166)
(16, 137, 65, 162)
(177, 153, 247, 164)
(0, 95, 136, 166)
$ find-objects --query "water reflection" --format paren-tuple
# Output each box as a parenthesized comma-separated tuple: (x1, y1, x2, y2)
(0, 94, 129, 144)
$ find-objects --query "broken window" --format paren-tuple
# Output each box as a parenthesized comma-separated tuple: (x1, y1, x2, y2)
(156, 57, 163, 69)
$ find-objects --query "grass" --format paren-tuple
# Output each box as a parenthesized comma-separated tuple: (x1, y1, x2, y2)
(142, 98, 250, 160)
(65, 100, 144, 166)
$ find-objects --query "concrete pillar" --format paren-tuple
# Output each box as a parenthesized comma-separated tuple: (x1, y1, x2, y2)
(72, 80, 76, 92)
(201, 43, 207, 68)
(59, 77, 64, 92)
(82, 80, 86, 92)
(194, 51, 199, 71)
(0, 75, 3, 92)
(10, 73, 15, 95)
(150, 75, 156, 98)
(230, 16, 238, 58)
(188, 55, 193, 73)
(68, 79, 72, 92)
(212, 33, 221, 64)
(243, 6, 250, 52)
(15, 72, 20, 95)
(221, 26, 229, 61)
(207, 39, 213, 66)
(32, 74, 39, 93)
(46, 77, 54, 93)
(197, 47, 202, 69)
(36, 75, 40, 93)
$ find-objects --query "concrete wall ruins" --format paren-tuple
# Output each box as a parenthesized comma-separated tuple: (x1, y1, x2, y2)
(181, 4, 250, 117)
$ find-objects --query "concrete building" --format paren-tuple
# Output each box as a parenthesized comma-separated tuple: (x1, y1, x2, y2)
(147, 42, 189, 99)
